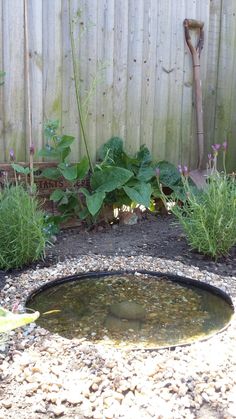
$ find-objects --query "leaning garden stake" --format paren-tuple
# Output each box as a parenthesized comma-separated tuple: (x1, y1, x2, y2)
(184, 19, 206, 187)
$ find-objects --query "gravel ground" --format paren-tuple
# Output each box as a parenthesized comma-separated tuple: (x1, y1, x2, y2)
(0, 254, 235, 419)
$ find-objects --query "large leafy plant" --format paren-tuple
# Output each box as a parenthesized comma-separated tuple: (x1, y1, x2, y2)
(41, 128, 158, 223)
(41, 124, 197, 224)
(40, 120, 90, 221)
(78, 137, 168, 219)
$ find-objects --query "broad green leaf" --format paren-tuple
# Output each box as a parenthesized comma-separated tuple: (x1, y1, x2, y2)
(79, 187, 90, 197)
(0, 307, 39, 333)
(86, 191, 106, 216)
(56, 135, 75, 150)
(61, 147, 71, 162)
(76, 157, 89, 180)
(42, 167, 60, 180)
(136, 145, 152, 165)
(137, 166, 155, 182)
(123, 182, 152, 208)
(78, 207, 90, 220)
(91, 166, 133, 193)
(38, 147, 60, 159)
(59, 164, 78, 181)
(156, 161, 181, 187)
(50, 189, 65, 202)
(98, 137, 124, 164)
(59, 195, 69, 205)
(11, 163, 30, 175)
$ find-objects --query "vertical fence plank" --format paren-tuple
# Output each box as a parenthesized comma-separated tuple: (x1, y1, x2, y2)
(61, 0, 80, 161)
(28, 0, 43, 156)
(42, 0, 62, 130)
(96, 0, 115, 153)
(228, 7, 236, 171)
(140, 0, 158, 153)
(0, 0, 5, 160)
(164, 0, 186, 166)
(112, 0, 128, 141)
(2, 0, 25, 161)
(77, 0, 98, 160)
(152, 0, 172, 161)
(214, 0, 236, 171)
(126, 0, 144, 154)
(82, 0, 98, 161)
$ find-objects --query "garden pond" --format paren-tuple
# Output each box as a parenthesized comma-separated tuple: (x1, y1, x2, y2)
(27, 271, 234, 350)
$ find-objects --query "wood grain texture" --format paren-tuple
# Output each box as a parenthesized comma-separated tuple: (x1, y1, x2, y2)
(28, 0, 43, 156)
(42, 0, 62, 130)
(126, 0, 144, 155)
(0, 0, 5, 160)
(2, 0, 25, 161)
(112, 0, 128, 141)
(0, 0, 235, 171)
(95, 0, 115, 153)
(214, 0, 236, 170)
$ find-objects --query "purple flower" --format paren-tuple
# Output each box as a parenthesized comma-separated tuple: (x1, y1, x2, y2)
(9, 148, 15, 161)
(155, 167, 160, 178)
(178, 165, 183, 174)
(29, 144, 35, 155)
(183, 165, 188, 176)
(222, 141, 228, 151)
(211, 144, 221, 154)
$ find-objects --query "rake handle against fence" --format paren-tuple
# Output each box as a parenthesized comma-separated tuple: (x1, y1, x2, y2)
(184, 19, 205, 170)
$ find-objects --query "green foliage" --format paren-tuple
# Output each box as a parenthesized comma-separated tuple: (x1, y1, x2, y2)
(162, 171, 236, 259)
(0, 185, 47, 270)
(0, 307, 39, 333)
(11, 163, 31, 176)
(156, 161, 181, 187)
(39, 121, 89, 223)
(41, 128, 195, 225)
(123, 182, 152, 208)
(90, 166, 133, 192)
(80, 188, 106, 216)
(96, 137, 156, 210)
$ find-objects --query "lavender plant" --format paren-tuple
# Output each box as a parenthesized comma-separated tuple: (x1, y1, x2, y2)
(0, 151, 47, 269)
(159, 143, 236, 259)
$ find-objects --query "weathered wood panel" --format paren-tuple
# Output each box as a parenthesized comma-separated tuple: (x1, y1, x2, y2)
(0, 0, 235, 171)
(2, 0, 25, 161)
(28, 0, 43, 154)
(214, 0, 236, 170)
(0, 2, 4, 160)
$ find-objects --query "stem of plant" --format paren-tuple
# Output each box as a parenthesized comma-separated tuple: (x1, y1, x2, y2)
(68, 0, 94, 173)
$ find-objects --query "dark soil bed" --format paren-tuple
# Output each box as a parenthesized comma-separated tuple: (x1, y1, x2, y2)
(1, 214, 235, 290)
(48, 214, 236, 277)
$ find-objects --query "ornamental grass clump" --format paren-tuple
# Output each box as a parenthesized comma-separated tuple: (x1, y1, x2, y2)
(161, 143, 236, 259)
(0, 185, 46, 270)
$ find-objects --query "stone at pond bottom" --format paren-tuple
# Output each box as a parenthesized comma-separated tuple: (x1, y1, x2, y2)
(105, 315, 141, 332)
(109, 301, 146, 321)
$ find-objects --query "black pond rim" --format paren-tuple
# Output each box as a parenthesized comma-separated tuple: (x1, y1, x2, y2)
(26, 270, 235, 351)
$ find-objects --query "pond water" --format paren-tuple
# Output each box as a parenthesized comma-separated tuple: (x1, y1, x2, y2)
(27, 273, 234, 349)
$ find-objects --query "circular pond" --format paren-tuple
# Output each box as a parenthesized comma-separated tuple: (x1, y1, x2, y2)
(26, 271, 234, 349)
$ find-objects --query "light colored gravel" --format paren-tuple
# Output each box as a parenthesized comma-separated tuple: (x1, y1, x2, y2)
(0, 255, 236, 419)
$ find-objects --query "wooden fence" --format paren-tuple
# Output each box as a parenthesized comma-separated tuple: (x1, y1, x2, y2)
(0, 0, 235, 170)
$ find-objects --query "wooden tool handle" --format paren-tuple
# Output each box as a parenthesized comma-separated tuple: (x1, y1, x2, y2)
(184, 19, 204, 29)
